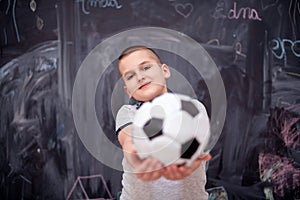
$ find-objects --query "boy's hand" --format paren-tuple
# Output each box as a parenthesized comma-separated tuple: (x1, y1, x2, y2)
(163, 154, 211, 180)
(119, 126, 210, 181)
(134, 156, 164, 181)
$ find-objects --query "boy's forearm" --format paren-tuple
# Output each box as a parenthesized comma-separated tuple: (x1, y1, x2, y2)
(118, 127, 132, 150)
(118, 128, 142, 168)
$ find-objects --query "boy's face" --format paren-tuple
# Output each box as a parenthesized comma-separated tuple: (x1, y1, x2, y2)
(119, 49, 170, 102)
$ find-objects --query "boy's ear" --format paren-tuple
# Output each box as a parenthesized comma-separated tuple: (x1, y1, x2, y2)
(162, 64, 171, 79)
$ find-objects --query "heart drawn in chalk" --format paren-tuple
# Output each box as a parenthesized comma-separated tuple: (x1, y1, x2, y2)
(175, 3, 194, 18)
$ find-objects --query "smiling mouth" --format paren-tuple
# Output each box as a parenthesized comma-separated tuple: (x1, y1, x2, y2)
(139, 82, 151, 89)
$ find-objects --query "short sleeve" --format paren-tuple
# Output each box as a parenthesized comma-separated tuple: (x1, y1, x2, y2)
(115, 105, 136, 136)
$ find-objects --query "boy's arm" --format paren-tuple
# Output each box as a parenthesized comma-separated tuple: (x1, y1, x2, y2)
(118, 125, 164, 181)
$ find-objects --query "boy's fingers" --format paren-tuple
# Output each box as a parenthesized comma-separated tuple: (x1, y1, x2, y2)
(198, 153, 212, 161)
(135, 158, 163, 181)
(137, 154, 211, 181)
(164, 165, 189, 180)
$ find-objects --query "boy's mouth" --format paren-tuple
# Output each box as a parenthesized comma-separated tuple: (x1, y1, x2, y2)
(139, 82, 151, 89)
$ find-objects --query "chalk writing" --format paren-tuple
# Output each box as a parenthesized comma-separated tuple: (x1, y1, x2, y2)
(212, 1, 262, 21)
(212, 0, 227, 19)
(77, 0, 122, 15)
(174, 3, 194, 18)
(228, 2, 262, 21)
(271, 38, 300, 59)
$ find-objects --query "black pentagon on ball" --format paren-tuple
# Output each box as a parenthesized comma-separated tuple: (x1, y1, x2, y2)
(180, 100, 199, 117)
(181, 138, 200, 159)
(143, 118, 164, 140)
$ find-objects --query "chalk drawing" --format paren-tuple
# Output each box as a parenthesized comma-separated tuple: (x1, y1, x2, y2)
(175, 3, 194, 18)
(66, 174, 113, 200)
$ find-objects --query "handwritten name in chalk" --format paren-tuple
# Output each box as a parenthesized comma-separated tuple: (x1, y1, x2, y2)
(228, 2, 262, 21)
(212, 1, 262, 21)
(77, 0, 122, 15)
(271, 38, 300, 59)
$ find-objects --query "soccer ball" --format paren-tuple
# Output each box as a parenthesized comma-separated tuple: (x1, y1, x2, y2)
(132, 93, 210, 167)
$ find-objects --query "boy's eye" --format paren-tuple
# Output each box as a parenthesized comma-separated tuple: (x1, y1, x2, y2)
(125, 73, 135, 80)
(142, 65, 152, 71)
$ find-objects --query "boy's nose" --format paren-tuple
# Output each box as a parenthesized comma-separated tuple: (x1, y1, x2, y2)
(136, 71, 145, 81)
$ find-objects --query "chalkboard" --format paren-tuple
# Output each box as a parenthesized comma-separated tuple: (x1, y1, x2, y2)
(0, 0, 299, 199)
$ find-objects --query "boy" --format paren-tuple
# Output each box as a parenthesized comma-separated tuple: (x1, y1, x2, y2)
(115, 46, 211, 200)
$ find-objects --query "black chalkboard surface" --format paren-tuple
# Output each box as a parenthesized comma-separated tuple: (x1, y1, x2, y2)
(0, 0, 299, 199)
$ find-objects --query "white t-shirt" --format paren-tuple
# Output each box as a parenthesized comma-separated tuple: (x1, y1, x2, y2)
(115, 101, 209, 200)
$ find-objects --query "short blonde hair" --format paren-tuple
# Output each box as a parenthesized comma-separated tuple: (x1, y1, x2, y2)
(118, 45, 161, 63)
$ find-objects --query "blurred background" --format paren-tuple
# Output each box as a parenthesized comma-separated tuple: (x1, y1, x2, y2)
(0, 0, 299, 199)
